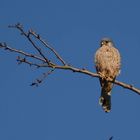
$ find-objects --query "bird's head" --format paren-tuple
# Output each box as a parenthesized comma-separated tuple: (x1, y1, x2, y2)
(100, 38, 114, 47)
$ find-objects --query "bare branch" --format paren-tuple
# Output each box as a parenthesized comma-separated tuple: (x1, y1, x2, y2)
(0, 42, 45, 62)
(15, 50, 140, 95)
(1, 23, 140, 95)
(29, 30, 67, 65)
(30, 69, 55, 87)
(9, 23, 50, 65)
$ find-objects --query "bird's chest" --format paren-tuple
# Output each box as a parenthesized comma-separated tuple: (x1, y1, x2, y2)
(101, 49, 113, 62)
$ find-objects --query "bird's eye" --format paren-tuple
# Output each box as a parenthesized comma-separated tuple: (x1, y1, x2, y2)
(101, 40, 110, 46)
(101, 41, 108, 45)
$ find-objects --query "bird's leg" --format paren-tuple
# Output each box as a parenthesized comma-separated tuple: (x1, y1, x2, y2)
(98, 72, 106, 79)
(106, 77, 112, 82)
(98, 72, 111, 82)
(98, 72, 113, 82)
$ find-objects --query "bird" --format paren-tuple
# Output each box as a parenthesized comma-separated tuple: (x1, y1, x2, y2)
(94, 38, 121, 112)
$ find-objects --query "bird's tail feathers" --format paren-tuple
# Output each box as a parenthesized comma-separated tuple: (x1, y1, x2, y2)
(99, 88, 111, 113)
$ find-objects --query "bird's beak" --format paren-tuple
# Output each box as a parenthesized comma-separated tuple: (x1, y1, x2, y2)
(101, 41, 108, 46)
(101, 42, 104, 45)
(101, 41, 105, 46)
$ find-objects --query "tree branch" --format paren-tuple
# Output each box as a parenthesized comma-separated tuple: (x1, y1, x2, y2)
(0, 23, 140, 95)
(29, 29, 67, 65)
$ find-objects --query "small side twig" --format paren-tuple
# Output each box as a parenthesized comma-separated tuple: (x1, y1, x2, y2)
(9, 23, 50, 65)
(29, 30, 66, 65)
(0, 42, 45, 62)
(30, 69, 55, 86)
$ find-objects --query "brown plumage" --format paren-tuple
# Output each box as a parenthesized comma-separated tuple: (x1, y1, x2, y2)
(94, 38, 121, 112)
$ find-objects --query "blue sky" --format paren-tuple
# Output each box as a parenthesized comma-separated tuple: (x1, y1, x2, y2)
(1, 0, 140, 140)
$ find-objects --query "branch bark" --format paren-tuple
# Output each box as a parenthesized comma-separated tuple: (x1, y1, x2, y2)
(0, 23, 140, 95)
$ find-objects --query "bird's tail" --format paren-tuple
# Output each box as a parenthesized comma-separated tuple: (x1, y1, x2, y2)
(99, 87, 112, 113)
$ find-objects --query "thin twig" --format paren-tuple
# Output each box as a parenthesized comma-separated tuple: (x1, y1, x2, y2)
(9, 23, 50, 65)
(30, 69, 55, 86)
(0, 42, 45, 62)
(29, 30, 67, 65)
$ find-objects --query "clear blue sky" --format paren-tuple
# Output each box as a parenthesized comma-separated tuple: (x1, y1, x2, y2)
(1, 0, 140, 140)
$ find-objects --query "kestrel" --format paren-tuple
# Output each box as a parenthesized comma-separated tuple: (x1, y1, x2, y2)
(94, 38, 121, 112)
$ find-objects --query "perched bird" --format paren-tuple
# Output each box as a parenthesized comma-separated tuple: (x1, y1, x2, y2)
(94, 38, 121, 112)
